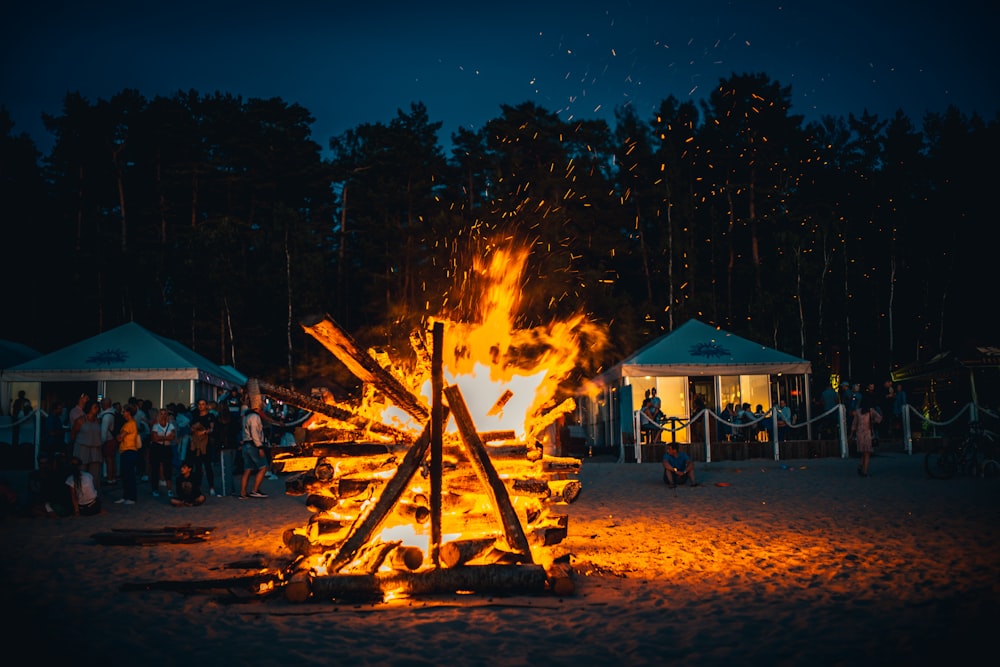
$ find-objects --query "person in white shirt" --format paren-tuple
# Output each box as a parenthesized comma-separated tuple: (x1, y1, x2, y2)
(66, 457, 102, 516)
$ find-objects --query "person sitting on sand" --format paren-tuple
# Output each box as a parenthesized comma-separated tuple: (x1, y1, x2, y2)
(66, 456, 102, 516)
(170, 461, 205, 507)
(662, 442, 698, 488)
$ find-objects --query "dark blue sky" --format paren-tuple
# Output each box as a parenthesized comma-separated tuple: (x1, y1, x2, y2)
(3, 0, 997, 155)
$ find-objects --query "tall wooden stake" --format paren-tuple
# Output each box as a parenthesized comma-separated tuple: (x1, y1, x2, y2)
(430, 321, 444, 567)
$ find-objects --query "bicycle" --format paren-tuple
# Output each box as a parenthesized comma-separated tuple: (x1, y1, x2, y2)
(924, 421, 995, 479)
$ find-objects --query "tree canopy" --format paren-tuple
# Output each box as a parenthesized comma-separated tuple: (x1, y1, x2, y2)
(2, 74, 997, 400)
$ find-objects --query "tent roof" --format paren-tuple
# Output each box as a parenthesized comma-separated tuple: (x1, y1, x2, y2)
(0, 339, 42, 370)
(596, 319, 811, 382)
(1, 322, 243, 387)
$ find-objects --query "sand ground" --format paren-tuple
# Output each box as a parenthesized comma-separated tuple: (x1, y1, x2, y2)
(1, 450, 997, 666)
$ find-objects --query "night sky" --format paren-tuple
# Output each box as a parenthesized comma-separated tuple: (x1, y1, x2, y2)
(3, 0, 997, 154)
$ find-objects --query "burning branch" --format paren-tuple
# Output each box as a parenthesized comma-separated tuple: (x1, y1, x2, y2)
(301, 314, 430, 422)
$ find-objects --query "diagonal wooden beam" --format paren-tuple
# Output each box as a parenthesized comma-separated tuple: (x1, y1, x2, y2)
(325, 420, 434, 573)
(443, 384, 534, 562)
(300, 314, 430, 422)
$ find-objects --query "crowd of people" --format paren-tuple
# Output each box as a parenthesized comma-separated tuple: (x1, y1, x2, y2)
(21, 386, 286, 517)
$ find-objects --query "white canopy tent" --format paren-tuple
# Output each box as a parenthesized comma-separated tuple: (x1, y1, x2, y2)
(579, 319, 814, 461)
(1, 322, 245, 449)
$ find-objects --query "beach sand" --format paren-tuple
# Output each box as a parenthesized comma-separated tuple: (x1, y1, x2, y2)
(1, 451, 998, 666)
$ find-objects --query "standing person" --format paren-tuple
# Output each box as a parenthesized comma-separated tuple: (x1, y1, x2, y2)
(719, 402, 737, 440)
(188, 399, 217, 497)
(114, 404, 141, 505)
(70, 401, 103, 494)
(775, 398, 792, 442)
(662, 442, 698, 488)
(238, 405, 268, 499)
(68, 393, 89, 427)
(850, 394, 883, 477)
(133, 398, 151, 481)
(9, 390, 32, 446)
(66, 456, 102, 516)
(149, 408, 176, 498)
(173, 403, 191, 467)
(98, 398, 120, 486)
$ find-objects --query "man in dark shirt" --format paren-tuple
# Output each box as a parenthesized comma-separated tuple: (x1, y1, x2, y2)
(170, 461, 205, 507)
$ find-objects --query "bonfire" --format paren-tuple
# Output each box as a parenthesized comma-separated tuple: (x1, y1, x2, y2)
(257, 245, 607, 602)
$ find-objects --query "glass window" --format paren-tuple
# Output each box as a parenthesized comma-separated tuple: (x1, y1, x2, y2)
(718, 376, 742, 410)
(741, 375, 772, 414)
(103, 380, 132, 406)
(133, 380, 162, 409)
(162, 380, 191, 409)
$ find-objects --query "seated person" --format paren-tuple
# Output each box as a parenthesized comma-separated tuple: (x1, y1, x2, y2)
(640, 401, 664, 443)
(171, 461, 206, 507)
(662, 442, 698, 488)
(65, 457, 102, 516)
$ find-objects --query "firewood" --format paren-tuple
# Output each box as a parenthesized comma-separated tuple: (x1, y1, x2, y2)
(251, 378, 412, 441)
(284, 571, 313, 603)
(444, 384, 534, 562)
(307, 564, 549, 601)
(300, 314, 430, 422)
(439, 537, 499, 568)
(283, 530, 324, 556)
(305, 494, 340, 512)
(387, 545, 424, 571)
(309, 442, 404, 458)
(540, 455, 582, 473)
(326, 420, 437, 572)
(545, 562, 575, 596)
(548, 479, 582, 503)
(394, 501, 431, 524)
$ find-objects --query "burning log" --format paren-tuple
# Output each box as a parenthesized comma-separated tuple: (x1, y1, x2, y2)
(439, 538, 499, 568)
(525, 397, 577, 443)
(352, 540, 406, 573)
(395, 501, 431, 524)
(250, 378, 413, 442)
(545, 562, 575, 596)
(283, 531, 326, 557)
(301, 314, 430, 422)
(325, 420, 437, 573)
(443, 384, 533, 560)
(388, 545, 424, 571)
(548, 479, 582, 503)
(306, 564, 549, 602)
(308, 442, 404, 458)
(305, 494, 340, 512)
(528, 512, 569, 547)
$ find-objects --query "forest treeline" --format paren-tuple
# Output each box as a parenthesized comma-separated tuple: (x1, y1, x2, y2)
(2, 72, 998, 397)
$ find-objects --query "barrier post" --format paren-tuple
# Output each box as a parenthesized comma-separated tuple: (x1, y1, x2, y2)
(838, 404, 849, 458)
(772, 411, 780, 461)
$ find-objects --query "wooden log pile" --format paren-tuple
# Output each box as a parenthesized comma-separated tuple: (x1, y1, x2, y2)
(271, 315, 582, 601)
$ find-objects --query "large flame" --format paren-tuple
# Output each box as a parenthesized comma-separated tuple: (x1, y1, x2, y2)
(306, 242, 606, 443)
(430, 246, 604, 439)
